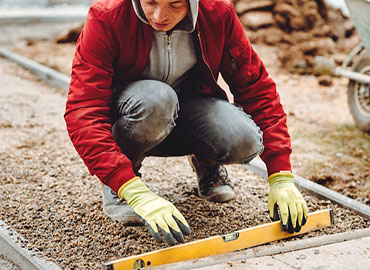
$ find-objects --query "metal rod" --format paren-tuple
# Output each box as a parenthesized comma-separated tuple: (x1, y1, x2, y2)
(335, 67, 370, 84)
(341, 43, 365, 69)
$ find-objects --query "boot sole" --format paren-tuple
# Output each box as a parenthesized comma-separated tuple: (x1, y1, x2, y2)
(197, 187, 235, 203)
(103, 206, 143, 226)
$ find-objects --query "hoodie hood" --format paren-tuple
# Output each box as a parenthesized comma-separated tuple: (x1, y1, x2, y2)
(132, 0, 199, 32)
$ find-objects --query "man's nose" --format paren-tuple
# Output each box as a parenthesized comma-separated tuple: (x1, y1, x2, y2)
(153, 7, 168, 22)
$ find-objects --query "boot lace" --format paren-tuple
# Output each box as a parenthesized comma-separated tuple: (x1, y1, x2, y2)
(205, 165, 232, 187)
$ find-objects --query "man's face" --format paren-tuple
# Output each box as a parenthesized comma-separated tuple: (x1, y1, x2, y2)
(139, 0, 189, 32)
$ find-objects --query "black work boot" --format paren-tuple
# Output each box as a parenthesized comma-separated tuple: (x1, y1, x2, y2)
(101, 184, 142, 225)
(188, 155, 235, 202)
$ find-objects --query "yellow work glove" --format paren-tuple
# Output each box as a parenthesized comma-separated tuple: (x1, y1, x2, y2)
(267, 172, 308, 233)
(119, 177, 191, 245)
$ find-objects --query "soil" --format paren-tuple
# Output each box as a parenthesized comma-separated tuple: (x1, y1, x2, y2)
(1, 43, 369, 270)
(0, 59, 368, 269)
(0, 1, 369, 269)
(11, 39, 370, 206)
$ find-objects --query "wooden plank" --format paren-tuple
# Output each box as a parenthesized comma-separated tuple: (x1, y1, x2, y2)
(103, 209, 333, 270)
(244, 158, 370, 219)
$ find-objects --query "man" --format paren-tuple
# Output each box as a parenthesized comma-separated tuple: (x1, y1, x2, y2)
(65, 0, 308, 246)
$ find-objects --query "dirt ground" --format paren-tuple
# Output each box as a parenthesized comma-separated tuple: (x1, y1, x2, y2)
(11, 36, 370, 206)
(0, 38, 369, 270)
(0, 56, 369, 270)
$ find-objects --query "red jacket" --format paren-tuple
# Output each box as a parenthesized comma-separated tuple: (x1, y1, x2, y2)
(65, 0, 292, 193)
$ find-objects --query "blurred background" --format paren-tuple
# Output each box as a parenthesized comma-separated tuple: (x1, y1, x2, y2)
(0, 0, 93, 7)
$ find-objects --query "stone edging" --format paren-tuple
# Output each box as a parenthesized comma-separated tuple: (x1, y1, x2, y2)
(150, 228, 370, 269)
(0, 220, 61, 270)
(0, 47, 70, 90)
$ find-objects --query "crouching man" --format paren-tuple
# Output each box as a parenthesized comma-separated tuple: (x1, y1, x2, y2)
(64, 0, 308, 245)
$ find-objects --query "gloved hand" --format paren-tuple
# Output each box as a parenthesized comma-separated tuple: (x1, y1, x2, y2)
(267, 172, 308, 233)
(119, 177, 191, 245)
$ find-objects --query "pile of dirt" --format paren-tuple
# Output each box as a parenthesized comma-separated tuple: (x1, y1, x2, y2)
(235, 0, 359, 76)
(55, 23, 83, 44)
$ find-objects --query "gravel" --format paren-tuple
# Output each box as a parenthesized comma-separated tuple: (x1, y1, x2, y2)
(0, 58, 369, 270)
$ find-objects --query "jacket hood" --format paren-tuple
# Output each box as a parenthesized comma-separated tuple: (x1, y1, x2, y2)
(131, 0, 199, 32)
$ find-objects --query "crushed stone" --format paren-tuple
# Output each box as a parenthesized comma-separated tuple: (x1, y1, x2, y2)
(0, 58, 369, 270)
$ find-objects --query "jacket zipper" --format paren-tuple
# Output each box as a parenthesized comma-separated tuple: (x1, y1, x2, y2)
(197, 33, 217, 83)
(164, 34, 172, 82)
(197, 31, 228, 99)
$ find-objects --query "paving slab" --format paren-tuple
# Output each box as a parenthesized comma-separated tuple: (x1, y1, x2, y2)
(196, 236, 370, 270)
(150, 229, 370, 270)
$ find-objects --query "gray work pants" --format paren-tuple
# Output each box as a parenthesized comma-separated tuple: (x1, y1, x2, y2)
(110, 80, 264, 171)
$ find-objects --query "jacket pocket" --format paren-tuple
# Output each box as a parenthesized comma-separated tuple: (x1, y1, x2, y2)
(221, 49, 250, 96)
(221, 49, 235, 82)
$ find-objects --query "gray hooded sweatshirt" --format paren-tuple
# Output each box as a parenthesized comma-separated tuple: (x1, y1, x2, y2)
(131, 0, 199, 90)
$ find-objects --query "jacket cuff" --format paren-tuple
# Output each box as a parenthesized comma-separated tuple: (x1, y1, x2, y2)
(263, 152, 292, 176)
(104, 166, 137, 193)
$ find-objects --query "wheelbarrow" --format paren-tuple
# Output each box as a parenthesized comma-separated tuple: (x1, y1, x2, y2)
(335, 0, 370, 133)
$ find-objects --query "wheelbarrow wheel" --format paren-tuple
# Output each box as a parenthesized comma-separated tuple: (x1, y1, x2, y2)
(347, 55, 370, 133)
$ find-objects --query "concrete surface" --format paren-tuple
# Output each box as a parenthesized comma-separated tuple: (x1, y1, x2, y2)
(197, 236, 370, 270)
(0, 255, 20, 270)
(150, 229, 370, 270)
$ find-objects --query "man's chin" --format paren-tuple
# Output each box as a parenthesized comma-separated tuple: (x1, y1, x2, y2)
(151, 22, 173, 32)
